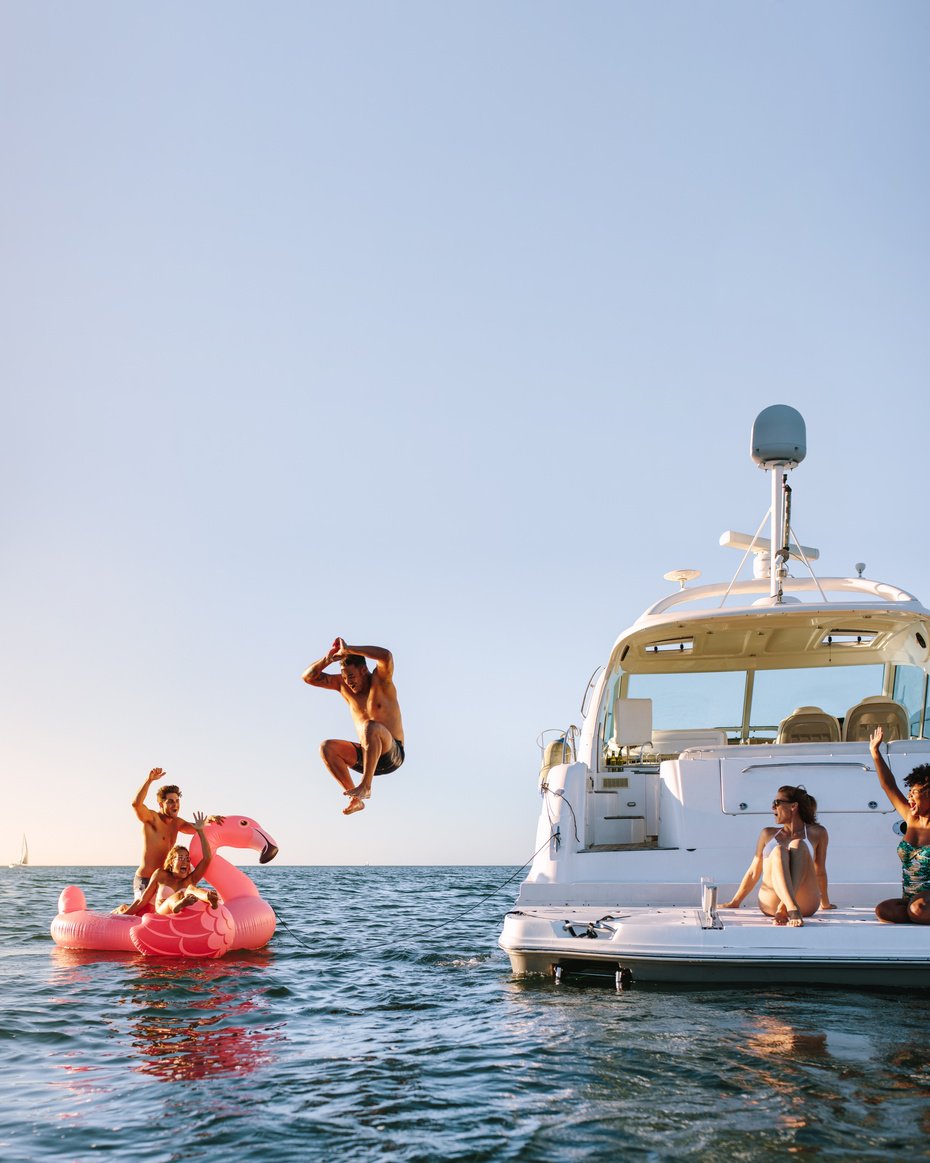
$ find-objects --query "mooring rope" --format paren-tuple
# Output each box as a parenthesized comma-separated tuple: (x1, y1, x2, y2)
(271, 831, 557, 954)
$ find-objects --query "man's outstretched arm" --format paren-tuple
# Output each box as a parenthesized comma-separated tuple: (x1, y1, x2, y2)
(131, 768, 163, 824)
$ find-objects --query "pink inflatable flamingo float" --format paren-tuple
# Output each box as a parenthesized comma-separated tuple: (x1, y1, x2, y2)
(51, 815, 278, 958)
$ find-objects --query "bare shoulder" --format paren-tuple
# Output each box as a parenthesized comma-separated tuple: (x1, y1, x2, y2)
(370, 662, 397, 693)
(133, 796, 158, 822)
(139, 805, 162, 828)
(755, 826, 778, 852)
(372, 650, 395, 678)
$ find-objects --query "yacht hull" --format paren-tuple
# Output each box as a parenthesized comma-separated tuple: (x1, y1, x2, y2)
(500, 907, 930, 987)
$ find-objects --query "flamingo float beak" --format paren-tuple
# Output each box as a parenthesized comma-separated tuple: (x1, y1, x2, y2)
(257, 827, 279, 864)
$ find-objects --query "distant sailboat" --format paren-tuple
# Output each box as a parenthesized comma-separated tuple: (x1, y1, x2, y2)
(9, 835, 28, 868)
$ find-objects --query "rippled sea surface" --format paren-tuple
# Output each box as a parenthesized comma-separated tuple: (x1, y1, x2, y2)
(2, 865, 930, 1161)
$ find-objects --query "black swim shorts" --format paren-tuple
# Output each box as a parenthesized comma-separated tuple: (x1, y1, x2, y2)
(352, 738, 405, 776)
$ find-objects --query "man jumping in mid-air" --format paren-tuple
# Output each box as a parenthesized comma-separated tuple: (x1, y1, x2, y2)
(302, 638, 405, 816)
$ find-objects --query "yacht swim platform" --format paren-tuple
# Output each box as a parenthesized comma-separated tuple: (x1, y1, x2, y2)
(504, 905, 930, 987)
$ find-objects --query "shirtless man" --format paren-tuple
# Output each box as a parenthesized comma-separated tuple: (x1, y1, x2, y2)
(302, 638, 405, 816)
(128, 768, 222, 898)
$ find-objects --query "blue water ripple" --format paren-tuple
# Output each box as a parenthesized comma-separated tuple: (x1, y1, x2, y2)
(1, 866, 929, 1161)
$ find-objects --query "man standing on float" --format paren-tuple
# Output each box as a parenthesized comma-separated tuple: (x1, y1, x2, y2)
(302, 638, 405, 816)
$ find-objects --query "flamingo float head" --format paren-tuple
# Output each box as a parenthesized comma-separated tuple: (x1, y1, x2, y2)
(187, 818, 277, 879)
(200, 815, 279, 863)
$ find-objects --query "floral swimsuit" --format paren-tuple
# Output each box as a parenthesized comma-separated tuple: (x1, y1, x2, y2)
(897, 839, 930, 899)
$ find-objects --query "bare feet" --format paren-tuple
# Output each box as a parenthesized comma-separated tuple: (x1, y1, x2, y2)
(171, 893, 195, 914)
(787, 909, 804, 927)
(207, 890, 219, 909)
(344, 784, 372, 800)
(772, 908, 788, 926)
(343, 797, 365, 816)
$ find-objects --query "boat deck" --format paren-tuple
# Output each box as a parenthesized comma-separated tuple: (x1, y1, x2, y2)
(500, 904, 930, 986)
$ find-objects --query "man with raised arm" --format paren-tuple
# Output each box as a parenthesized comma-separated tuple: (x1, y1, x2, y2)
(128, 768, 223, 899)
(302, 637, 405, 816)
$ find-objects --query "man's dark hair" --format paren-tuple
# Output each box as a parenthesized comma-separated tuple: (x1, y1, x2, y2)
(342, 654, 367, 668)
(156, 783, 182, 805)
(904, 764, 930, 793)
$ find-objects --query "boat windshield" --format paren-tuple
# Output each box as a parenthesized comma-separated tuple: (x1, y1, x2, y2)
(751, 665, 885, 731)
(620, 661, 892, 739)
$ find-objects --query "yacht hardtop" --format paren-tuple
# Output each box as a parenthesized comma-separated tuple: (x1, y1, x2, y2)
(500, 406, 930, 986)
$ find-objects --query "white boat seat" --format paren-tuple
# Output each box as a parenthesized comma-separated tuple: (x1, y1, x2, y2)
(777, 705, 841, 744)
(649, 728, 728, 756)
(609, 697, 653, 749)
(843, 696, 910, 742)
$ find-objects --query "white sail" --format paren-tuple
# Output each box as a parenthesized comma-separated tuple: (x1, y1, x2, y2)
(9, 835, 27, 868)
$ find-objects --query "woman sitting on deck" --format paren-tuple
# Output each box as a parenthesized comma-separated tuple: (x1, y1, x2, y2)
(720, 786, 833, 926)
(870, 726, 930, 924)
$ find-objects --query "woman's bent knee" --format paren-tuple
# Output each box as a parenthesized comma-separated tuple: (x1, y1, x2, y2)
(876, 898, 908, 923)
(908, 898, 930, 923)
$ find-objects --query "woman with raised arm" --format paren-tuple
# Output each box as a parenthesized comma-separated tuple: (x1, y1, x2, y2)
(114, 811, 218, 916)
(870, 725, 930, 924)
(720, 786, 833, 926)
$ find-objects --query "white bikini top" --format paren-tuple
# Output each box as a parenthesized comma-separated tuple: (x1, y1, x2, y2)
(155, 881, 179, 905)
(763, 824, 814, 859)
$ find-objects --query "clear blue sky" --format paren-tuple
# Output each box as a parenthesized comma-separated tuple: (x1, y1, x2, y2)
(2, 2, 928, 865)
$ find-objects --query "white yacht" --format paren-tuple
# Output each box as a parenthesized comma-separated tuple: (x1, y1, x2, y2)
(499, 406, 930, 987)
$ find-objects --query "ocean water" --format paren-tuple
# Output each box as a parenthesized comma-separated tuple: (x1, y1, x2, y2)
(2, 865, 929, 1162)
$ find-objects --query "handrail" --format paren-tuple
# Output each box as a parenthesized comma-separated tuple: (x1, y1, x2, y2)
(537, 725, 579, 764)
(580, 665, 603, 718)
(643, 576, 920, 618)
(739, 761, 873, 774)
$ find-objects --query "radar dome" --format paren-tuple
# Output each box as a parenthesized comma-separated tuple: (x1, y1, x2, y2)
(750, 405, 806, 468)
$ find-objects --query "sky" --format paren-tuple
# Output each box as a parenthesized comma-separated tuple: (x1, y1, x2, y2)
(2, 2, 929, 867)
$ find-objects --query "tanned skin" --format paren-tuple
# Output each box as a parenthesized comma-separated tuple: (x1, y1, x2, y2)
(870, 725, 930, 923)
(115, 812, 219, 916)
(130, 768, 223, 881)
(720, 791, 832, 926)
(302, 637, 404, 816)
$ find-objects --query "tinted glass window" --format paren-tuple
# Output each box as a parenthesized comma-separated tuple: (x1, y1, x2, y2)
(625, 670, 746, 732)
(751, 664, 884, 729)
(893, 665, 926, 737)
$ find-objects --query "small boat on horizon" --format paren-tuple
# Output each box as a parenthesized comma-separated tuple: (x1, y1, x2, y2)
(9, 835, 28, 869)
(500, 405, 930, 988)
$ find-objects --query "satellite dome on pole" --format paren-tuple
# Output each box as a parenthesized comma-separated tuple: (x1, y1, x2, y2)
(751, 405, 806, 469)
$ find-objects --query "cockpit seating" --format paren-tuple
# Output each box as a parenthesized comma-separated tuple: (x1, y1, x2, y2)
(777, 705, 841, 744)
(842, 696, 910, 742)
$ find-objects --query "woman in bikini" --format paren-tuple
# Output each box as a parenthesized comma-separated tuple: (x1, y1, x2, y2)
(721, 786, 833, 926)
(114, 811, 219, 916)
(870, 725, 930, 924)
